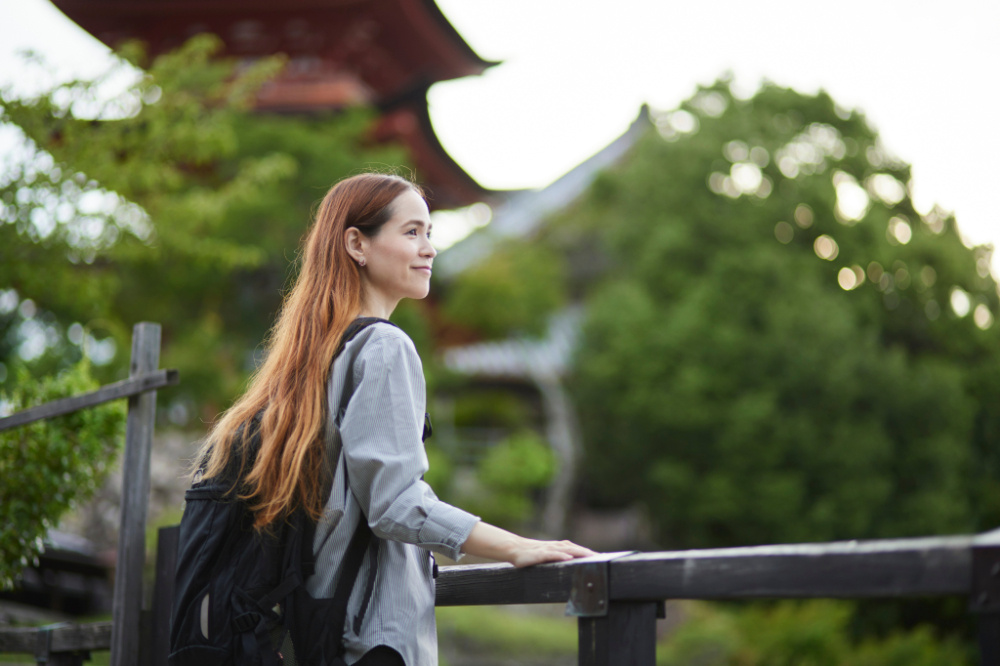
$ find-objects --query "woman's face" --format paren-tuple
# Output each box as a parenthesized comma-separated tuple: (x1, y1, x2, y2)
(358, 188, 436, 313)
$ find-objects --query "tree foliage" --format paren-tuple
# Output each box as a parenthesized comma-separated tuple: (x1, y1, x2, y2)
(0, 361, 125, 588)
(659, 600, 971, 666)
(559, 80, 1000, 548)
(0, 35, 407, 417)
(441, 238, 568, 338)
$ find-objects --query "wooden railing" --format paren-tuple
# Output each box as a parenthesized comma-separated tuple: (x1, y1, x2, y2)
(0, 322, 177, 666)
(2, 331, 998, 664)
(435, 531, 1000, 664)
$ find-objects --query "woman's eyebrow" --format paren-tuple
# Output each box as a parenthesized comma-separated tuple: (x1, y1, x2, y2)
(407, 219, 432, 231)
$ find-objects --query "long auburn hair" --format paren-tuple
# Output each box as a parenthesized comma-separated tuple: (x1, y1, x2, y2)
(197, 173, 422, 531)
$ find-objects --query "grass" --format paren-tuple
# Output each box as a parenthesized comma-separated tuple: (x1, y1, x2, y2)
(437, 604, 577, 657)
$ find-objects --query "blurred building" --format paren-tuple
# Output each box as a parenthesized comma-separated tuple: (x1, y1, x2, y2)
(434, 107, 653, 538)
(50, 0, 495, 210)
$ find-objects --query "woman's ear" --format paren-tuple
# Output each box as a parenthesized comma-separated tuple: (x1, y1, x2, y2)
(344, 227, 368, 266)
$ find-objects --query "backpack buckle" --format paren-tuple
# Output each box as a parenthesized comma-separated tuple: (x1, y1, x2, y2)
(233, 611, 261, 633)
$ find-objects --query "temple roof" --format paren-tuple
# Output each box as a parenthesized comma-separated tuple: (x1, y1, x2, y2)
(50, 0, 496, 208)
(51, 0, 495, 104)
(436, 105, 653, 277)
(442, 306, 583, 382)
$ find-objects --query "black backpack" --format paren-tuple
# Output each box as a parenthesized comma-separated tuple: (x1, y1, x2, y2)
(169, 317, 395, 666)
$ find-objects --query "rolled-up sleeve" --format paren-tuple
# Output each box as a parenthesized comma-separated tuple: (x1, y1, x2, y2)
(338, 329, 479, 560)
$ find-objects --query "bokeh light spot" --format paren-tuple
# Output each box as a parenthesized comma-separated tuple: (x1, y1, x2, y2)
(690, 90, 727, 118)
(950, 288, 971, 317)
(68, 322, 85, 345)
(756, 177, 773, 198)
(0, 289, 17, 314)
(18, 299, 37, 319)
(894, 266, 911, 289)
(794, 204, 814, 228)
(887, 216, 912, 244)
(774, 221, 794, 244)
(838, 266, 864, 290)
(708, 172, 727, 194)
(976, 256, 992, 278)
(923, 207, 947, 234)
(724, 140, 749, 162)
(813, 235, 839, 261)
(731, 162, 762, 194)
(867, 262, 884, 283)
(656, 109, 699, 140)
(868, 173, 906, 205)
(974, 304, 995, 329)
(833, 171, 870, 222)
(749, 146, 770, 167)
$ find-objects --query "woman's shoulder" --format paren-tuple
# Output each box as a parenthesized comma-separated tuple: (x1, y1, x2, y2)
(348, 320, 418, 358)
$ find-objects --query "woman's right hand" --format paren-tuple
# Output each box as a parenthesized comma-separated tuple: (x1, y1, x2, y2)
(460, 521, 597, 567)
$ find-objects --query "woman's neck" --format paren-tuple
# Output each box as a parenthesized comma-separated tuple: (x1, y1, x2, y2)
(357, 292, 398, 320)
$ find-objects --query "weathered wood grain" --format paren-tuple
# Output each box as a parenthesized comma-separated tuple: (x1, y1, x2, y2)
(435, 552, 636, 607)
(436, 560, 577, 606)
(0, 369, 178, 432)
(435, 536, 974, 608)
(111, 323, 161, 666)
(610, 535, 973, 601)
(0, 621, 112, 652)
(579, 601, 657, 666)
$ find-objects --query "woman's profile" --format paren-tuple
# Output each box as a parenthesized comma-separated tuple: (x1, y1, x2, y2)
(195, 173, 594, 665)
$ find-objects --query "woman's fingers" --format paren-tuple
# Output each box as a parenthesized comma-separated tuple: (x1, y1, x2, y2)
(512, 539, 599, 568)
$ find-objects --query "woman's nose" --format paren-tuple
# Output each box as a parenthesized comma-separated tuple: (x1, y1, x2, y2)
(422, 239, 437, 258)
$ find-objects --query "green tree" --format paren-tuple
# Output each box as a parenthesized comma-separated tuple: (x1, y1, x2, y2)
(0, 361, 125, 588)
(441, 238, 568, 338)
(658, 600, 972, 666)
(0, 35, 407, 418)
(556, 80, 1000, 548)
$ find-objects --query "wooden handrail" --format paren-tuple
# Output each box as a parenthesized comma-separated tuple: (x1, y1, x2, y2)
(0, 621, 112, 653)
(435, 534, 978, 607)
(4, 529, 999, 664)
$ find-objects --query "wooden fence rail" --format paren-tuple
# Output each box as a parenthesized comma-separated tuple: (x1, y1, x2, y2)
(0, 322, 176, 666)
(2, 326, 998, 664)
(0, 369, 178, 432)
(5, 517, 1000, 664)
(434, 530, 1000, 665)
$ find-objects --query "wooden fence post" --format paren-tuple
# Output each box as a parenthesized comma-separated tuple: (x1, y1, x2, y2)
(565, 553, 656, 666)
(971, 528, 1000, 666)
(110, 323, 161, 666)
(578, 601, 657, 666)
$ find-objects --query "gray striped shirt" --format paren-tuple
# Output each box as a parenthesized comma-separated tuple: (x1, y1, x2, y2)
(306, 322, 480, 665)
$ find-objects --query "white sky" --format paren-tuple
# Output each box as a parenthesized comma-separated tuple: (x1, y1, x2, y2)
(1, 0, 998, 273)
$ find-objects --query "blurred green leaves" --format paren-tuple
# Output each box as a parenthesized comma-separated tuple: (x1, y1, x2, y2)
(0, 361, 125, 588)
(0, 34, 407, 415)
(438, 430, 555, 530)
(559, 79, 1000, 548)
(659, 601, 971, 666)
(442, 239, 568, 338)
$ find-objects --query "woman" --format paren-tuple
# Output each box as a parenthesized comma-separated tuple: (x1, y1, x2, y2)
(197, 173, 594, 665)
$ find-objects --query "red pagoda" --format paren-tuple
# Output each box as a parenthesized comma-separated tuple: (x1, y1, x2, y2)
(49, 0, 495, 209)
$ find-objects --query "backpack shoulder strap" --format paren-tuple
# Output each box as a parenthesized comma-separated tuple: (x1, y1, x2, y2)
(339, 316, 398, 351)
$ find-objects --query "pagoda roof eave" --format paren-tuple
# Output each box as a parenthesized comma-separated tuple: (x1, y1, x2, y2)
(415, 0, 499, 73)
(50, 0, 498, 93)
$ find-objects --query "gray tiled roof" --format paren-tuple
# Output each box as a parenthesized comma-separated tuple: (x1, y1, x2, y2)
(442, 306, 583, 381)
(436, 105, 651, 279)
